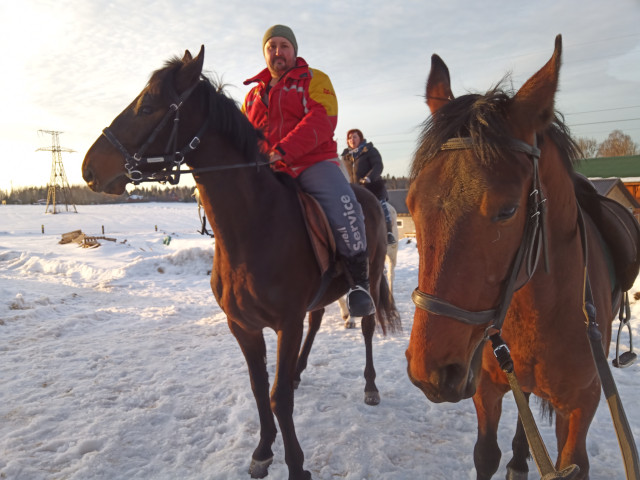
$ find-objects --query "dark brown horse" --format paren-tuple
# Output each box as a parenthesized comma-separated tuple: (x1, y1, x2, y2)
(81, 47, 400, 480)
(406, 36, 626, 479)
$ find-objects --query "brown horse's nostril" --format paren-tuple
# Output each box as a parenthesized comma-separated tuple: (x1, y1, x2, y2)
(82, 164, 95, 184)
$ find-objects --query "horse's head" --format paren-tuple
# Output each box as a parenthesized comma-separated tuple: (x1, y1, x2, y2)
(406, 35, 563, 403)
(82, 47, 207, 194)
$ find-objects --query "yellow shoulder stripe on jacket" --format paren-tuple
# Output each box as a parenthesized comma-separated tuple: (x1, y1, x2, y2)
(308, 68, 338, 117)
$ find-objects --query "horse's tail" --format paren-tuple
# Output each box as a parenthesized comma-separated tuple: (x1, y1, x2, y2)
(376, 274, 402, 335)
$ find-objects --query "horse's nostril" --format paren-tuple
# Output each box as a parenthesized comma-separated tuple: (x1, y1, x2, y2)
(441, 363, 465, 391)
(82, 167, 94, 184)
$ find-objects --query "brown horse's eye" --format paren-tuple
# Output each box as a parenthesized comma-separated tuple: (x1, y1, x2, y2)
(494, 205, 517, 222)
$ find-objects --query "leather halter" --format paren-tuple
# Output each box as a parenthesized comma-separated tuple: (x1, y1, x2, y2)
(101, 80, 273, 185)
(102, 81, 209, 185)
(411, 136, 548, 332)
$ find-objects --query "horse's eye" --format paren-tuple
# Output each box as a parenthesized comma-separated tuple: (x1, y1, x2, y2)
(139, 105, 154, 116)
(494, 205, 517, 222)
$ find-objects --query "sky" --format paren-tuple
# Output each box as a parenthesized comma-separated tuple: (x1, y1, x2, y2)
(1, 0, 639, 191)
(1, 202, 639, 479)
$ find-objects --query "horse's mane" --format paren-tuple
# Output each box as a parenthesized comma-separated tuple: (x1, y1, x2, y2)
(409, 82, 581, 182)
(149, 56, 265, 164)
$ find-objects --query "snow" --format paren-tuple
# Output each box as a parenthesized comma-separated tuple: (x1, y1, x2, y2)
(1, 203, 638, 480)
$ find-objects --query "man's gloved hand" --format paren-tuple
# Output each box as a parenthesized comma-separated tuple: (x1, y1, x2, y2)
(359, 176, 371, 184)
(269, 151, 287, 171)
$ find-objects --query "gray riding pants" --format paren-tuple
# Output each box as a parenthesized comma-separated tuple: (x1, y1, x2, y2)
(296, 160, 367, 258)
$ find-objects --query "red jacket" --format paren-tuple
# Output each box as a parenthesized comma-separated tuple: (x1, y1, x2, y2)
(242, 57, 339, 177)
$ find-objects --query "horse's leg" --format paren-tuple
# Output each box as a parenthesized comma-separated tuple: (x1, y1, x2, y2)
(361, 312, 380, 405)
(505, 393, 531, 480)
(473, 378, 506, 480)
(337, 296, 356, 328)
(272, 327, 311, 480)
(294, 309, 324, 389)
(227, 321, 277, 479)
(553, 390, 599, 480)
(385, 245, 397, 294)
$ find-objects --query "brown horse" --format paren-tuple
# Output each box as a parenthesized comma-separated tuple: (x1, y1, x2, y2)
(406, 35, 624, 479)
(81, 47, 400, 480)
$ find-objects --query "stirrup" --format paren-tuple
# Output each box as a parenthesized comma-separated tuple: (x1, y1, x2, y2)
(613, 291, 637, 368)
(347, 285, 376, 317)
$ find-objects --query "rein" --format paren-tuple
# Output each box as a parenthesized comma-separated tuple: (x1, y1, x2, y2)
(411, 136, 548, 333)
(101, 80, 274, 185)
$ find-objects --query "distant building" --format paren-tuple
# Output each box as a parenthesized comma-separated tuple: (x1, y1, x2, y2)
(575, 155, 640, 209)
(589, 178, 640, 221)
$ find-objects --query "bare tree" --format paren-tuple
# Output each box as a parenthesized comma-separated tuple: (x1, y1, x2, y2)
(575, 137, 599, 158)
(597, 130, 639, 157)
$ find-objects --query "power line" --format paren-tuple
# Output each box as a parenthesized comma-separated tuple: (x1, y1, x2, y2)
(565, 106, 640, 116)
(569, 118, 640, 127)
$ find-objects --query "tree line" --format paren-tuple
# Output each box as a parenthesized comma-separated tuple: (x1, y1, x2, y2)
(1, 179, 412, 206)
(0, 185, 198, 206)
(1, 129, 635, 205)
(575, 129, 638, 158)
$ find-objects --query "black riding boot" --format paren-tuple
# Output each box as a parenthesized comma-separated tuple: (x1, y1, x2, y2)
(381, 201, 397, 244)
(345, 252, 376, 317)
(386, 222, 397, 245)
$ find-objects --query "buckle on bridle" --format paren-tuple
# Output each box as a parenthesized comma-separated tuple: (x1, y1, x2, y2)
(189, 136, 201, 150)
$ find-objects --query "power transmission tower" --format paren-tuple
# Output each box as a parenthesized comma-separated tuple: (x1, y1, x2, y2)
(37, 130, 77, 214)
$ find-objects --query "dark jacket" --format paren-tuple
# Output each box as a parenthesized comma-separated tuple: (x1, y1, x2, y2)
(341, 141, 388, 201)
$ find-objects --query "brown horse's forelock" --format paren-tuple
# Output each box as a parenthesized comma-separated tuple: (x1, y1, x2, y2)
(409, 84, 580, 183)
(145, 57, 265, 164)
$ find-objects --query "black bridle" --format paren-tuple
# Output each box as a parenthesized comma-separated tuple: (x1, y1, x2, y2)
(101, 80, 272, 185)
(411, 136, 549, 333)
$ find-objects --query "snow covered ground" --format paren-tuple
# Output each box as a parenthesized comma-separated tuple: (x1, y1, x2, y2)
(1, 203, 638, 480)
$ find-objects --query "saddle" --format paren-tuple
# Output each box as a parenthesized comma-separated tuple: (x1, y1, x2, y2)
(574, 174, 640, 368)
(574, 174, 640, 292)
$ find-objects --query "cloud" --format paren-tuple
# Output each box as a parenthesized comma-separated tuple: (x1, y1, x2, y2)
(1, 0, 639, 190)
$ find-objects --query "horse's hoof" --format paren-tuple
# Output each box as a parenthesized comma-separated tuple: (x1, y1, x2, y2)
(506, 466, 528, 480)
(344, 319, 356, 329)
(249, 456, 273, 478)
(364, 391, 380, 405)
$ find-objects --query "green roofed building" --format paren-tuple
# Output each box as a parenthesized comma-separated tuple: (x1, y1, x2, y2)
(575, 155, 640, 219)
(574, 155, 640, 178)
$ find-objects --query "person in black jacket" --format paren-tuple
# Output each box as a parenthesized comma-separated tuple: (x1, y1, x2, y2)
(341, 129, 397, 244)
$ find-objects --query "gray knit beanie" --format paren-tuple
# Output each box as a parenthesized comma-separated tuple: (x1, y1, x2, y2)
(262, 25, 298, 56)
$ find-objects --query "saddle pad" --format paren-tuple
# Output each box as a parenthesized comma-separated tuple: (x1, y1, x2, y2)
(297, 191, 336, 276)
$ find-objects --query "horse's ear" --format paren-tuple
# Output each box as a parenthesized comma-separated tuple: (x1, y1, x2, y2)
(509, 35, 562, 135)
(426, 54, 454, 114)
(176, 45, 205, 93)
